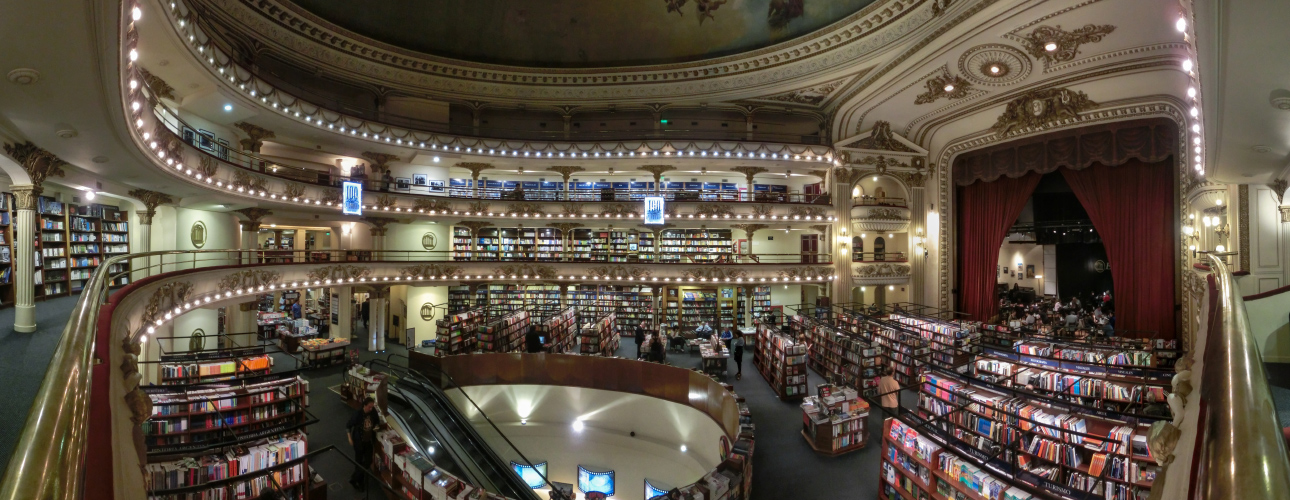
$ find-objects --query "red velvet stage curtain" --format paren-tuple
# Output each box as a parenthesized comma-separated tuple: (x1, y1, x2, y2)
(1061, 159, 1175, 338)
(956, 172, 1041, 323)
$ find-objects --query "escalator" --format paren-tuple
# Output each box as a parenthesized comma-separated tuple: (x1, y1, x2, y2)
(372, 361, 544, 500)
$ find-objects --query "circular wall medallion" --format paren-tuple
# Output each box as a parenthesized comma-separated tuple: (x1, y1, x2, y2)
(189, 328, 206, 352)
(191, 221, 207, 248)
(1094, 260, 1108, 273)
(958, 44, 1032, 86)
(419, 302, 437, 321)
(421, 231, 438, 250)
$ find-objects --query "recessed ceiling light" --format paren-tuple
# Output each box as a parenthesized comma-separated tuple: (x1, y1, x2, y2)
(943, 84, 955, 92)
(1044, 42, 1058, 52)
(989, 65, 1001, 74)
(224, 104, 233, 112)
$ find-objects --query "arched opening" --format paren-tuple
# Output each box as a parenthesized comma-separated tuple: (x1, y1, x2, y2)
(874, 237, 886, 261)
(852, 236, 864, 261)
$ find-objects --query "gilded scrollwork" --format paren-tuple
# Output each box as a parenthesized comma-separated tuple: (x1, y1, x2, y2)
(142, 281, 195, 326)
(855, 263, 911, 277)
(506, 202, 546, 215)
(307, 264, 372, 283)
(495, 264, 558, 280)
(217, 269, 282, 293)
(779, 267, 837, 280)
(682, 268, 747, 280)
(400, 264, 463, 279)
(991, 87, 1097, 136)
(414, 198, 454, 212)
(693, 204, 735, 217)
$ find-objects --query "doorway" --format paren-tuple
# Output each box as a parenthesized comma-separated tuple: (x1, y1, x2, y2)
(800, 234, 819, 263)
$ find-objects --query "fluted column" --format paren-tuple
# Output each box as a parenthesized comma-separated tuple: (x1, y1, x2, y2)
(369, 286, 389, 351)
(134, 211, 152, 284)
(831, 169, 853, 305)
(909, 186, 927, 304)
(12, 185, 36, 332)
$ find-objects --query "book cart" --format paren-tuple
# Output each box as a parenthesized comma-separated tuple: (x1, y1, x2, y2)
(800, 384, 870, 456)
(753, 322, 808, 399)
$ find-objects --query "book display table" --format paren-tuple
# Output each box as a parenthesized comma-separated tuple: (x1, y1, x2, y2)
(701, 342, 730, 376)
(800, 384, 869, 456)
(301, 338, 350, 367)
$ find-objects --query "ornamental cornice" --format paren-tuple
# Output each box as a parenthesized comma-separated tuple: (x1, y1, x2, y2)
(192, 0, 936, 102)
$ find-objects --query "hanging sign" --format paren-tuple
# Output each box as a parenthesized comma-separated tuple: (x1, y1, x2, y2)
(643, 197, 665, 225)
(342, 181, 363, 215)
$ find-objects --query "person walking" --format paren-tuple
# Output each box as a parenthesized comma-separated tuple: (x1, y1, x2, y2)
(347, 397, 378, 489)
(878, 367, 900, 414)
(732, 331, 745, 380)
(634, 321, 648, 359)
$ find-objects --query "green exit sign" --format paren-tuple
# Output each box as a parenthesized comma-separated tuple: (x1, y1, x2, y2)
(660, 119, 669, 124)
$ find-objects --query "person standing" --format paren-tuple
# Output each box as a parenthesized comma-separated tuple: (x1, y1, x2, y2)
(290, 299, 302, 320)
(732, 331, 745, 380)
(719, 326, 733, 351)
(634, 321, 648, 359)
(347, 397, 378, 489)
(878, 367, 900, 414)
(695, 321, 714, 338)
(360, 299, 371, 330)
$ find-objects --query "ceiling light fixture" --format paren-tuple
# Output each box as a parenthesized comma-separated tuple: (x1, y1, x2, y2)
(224, 104, 232, 112)
(1044, 42, 1058, 52)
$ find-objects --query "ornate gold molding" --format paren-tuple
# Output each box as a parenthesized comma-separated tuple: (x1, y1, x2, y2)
(682, 268, 747, 280)
(364, 216, 396, 236)
(217, 269, 282, 292)
(789, 206, 829, 218)
(855, 155, 909, 174)
(414, 197, 454, 212)
(694, 204, 734, 217)
(750, 205, 776, 218)
(550, 223, 585, 233)
(456, 221, 494, 235)
(138, 67, 176, 101)
(320, 189, 342, 205)
(128, 189, 175, 221)
(546, 166, 585, 183)
(307, 264, 371, 282)
(600, 203, 638, 217)
(233, 208, 272, 234)
(561, 202, 583, 215)
(991, 87, 1097, 136)
(506, 202, 546, 215)
(1020, 24, 1116, 67)
(142, 281, 194, 326)
(467, 201, 491, 213)
(3, 141, 67, 194)
(458, 162, 494, 179)
(361, 152, 402, 173)
(11, 186, 36, 211)
(809, 224, 831, 234)
(283, 182, 306, 200)
(731, 224, 768, 242)
(495, 264, 558, 280)
(730, 166, 768, 185)
(638, 165, 676, 182)
(374, 194, 398, 210)
(195, 154, 219, 179)
(914, 72, 973, 105)
(233, 122, 275, 152)
(893, 170, 928, 188)
(232, 169, 268, 192)
(1269, 179, 1288, 205)
(400, 263, 462, 279)
(781, 267, 836, 280)
(840, 121, 917, 153)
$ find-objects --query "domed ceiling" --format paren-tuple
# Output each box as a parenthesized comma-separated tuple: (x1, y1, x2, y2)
(284, 0, 879, 68)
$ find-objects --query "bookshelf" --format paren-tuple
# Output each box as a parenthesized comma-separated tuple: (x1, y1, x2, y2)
(145, 431, 309, 497)
(537, 306, 578, 353)
(476, 227, 539, 261)
(0, 193, 12, 305)
(142, 373, 309, 454)
(979, 324, 1182, 370)
(578, 312, 617, 356)
(595, 286, 656, 327)
(487, 284, 525, 312)
(800, 384, 870, 455)
(452, 226, 473, 261)
(753, 322, 808, 399)
(570, 229, 610, 261)
(836, 310, 930, 386)
(880, 418, 1034, 500)
(916, 369, 1158, 500)
(791, 315, 883, 397)
(889, 314, 979, 371)
(659, 228, 732, 263)
(158, 354, 273, 385)
(535, 227, 563, 261)
(68, 203, 101, 294)
(101, 206, 130, 287)
(971, 346, 1172, 418)
(667, 288, 719, 333)
(446, 285, 487, 314)
(478, 309, 530, 352)
(522, 284, 564, 320)
(37, 196, 68, 298)
(751, 286, 771, 322)
(433, 308, 486, 355)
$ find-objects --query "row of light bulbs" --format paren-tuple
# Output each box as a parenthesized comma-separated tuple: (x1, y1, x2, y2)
(351, 204, 836, 222)
(162, 0, 836, 164)
(1175, 12, 1206, 176)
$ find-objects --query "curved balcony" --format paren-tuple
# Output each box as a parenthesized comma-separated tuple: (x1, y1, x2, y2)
(850, 204, 910, 233)
(851, 261, 911, 285)
(140, 0, 835, 161)
(128, 74, 836, 224)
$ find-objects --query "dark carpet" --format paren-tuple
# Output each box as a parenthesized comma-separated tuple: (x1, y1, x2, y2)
(0, 295, 83, 475)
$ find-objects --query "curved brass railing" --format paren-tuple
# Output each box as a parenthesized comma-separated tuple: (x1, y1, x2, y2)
(1196, 258, 1290, 498)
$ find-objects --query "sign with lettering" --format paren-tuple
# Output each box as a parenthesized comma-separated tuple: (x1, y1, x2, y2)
(342, 181, 363, 215)
(643, 197, 665, 225)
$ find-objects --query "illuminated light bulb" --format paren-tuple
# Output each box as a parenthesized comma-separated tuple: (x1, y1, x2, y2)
(1176, 18, 1187, 32)
(1044, 42, 1057, 52)
(943, 84, 955, 92)
(1182, 59, 1193, 72)
(1187, 87, 1197, 98)
(1190, 107, 1199, 117)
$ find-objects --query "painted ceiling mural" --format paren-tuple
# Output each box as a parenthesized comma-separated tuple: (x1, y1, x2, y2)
(285, 0, 879, 68)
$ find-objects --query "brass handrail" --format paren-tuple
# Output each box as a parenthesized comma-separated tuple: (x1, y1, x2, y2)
(1197, 258, 1290, 497)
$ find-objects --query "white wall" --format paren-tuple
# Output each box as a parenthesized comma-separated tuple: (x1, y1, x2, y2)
(171, 307, 219, 354)
(1245, 293, 1290, 363)
(997, 241, 1045, 291)
(405, 285, 448, 346)
(165, 207, 240, 268)
(385, 221, 451, 256)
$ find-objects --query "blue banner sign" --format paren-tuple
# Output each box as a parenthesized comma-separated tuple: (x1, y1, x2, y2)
(342, 181, 363, 215)
(643, 197, 665, 225)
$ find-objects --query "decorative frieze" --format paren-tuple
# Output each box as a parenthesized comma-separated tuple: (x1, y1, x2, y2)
(233, 122, 275, 152)
(217, 269, 282, 292)
(495, 264, 558, 280)
(991, 87, 1097, 136)
(307, 264, 372, 283)
(142, 281, 195, 326)
(129, 188, 175, 224)
(3, 141, 67, 196)
(400, 264, 463, 279)
(683, 267, 747, 281)
(1020, 24, 1116, 67)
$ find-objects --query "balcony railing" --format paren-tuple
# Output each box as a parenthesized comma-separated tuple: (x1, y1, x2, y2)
(852, 196, 908, 207)
(851, 251, 907, 262)
(245, 250, 831, 265)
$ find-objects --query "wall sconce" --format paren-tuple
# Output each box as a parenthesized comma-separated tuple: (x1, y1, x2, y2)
(852, 186, 860, 198)
(840, 227, 847, 236)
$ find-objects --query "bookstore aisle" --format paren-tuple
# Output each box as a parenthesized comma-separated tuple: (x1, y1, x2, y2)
(611, 342, 903, 500)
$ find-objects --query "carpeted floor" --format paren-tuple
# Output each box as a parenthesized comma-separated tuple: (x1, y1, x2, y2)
(0, 295, 84, 475)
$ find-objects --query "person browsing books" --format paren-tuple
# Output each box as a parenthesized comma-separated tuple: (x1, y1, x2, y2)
(347, 397, 379, 489)
(634, 321, 648, 359)
(732, 331, 746, 380)
(719, 327, 733, 350)
(878, 367, 900, 414)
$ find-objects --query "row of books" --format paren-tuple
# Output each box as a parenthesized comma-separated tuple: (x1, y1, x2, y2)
(145, 433, 306, 491)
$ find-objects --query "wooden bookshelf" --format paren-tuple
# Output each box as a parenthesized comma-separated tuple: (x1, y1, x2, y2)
(36, 196, 68, 298)
(971, 347, 1172, 419)
(537, 306, 578, 353)
(142, 374, 309, 454)
(433, 308, 486, 355)
(753, 322, 808, 399)
(0, 193, 12, 306)
(452, 226, 473, 261)
(101, 205, 130, 287)
(889, 314, 979, 371)
(578, 312, 617, 356)
(979, 324, 1182, 370)
(916, 370, 1158, 499)
(659, 228, 732, 263)
(836, 310, 930, 386)
(478, 309, 529, 352)
(158, 354, 273, 385)
(801, 385, 870, 456)
(792, 314, 884, 397)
